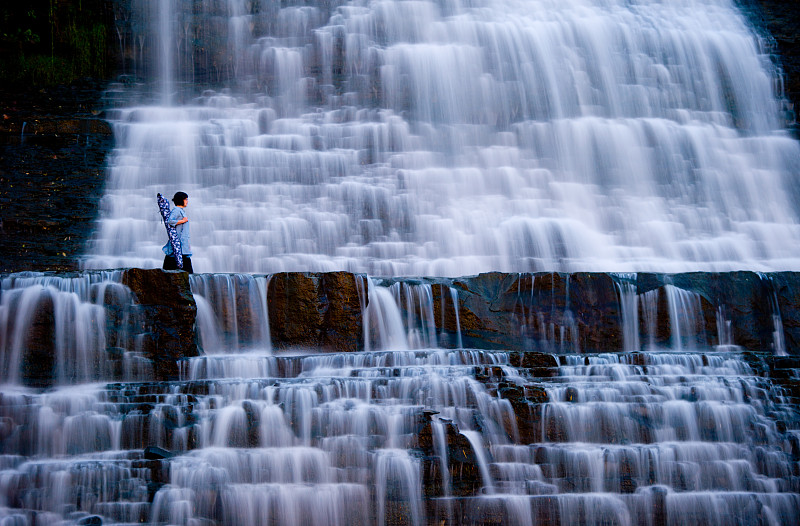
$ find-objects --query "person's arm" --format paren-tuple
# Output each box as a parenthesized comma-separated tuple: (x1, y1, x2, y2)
(168, 209, 188, 226)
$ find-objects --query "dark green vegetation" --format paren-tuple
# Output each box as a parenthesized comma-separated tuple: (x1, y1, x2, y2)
(0, 1, 115, 87)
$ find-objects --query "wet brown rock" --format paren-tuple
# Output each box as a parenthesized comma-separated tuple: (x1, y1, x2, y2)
(497, 382, 548, 444)
(268, 271, 364, 352)
(568, 273, 624, 352)
(122, 268, 199, 380)
(446, 425, 484, 497)
(508, 351, 559, 371)
(449, 273, 519, 350)
(412, 415, 486, 499)
(268, 273, 324, 348)
(449, 272, 624, 352)
(321, 271, 366, 352)
(638, 272, 776, 351)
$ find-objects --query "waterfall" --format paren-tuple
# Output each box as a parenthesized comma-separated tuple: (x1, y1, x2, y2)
(2, 344, 798, 525)
(448, 286, 463, 348)
(640, 283, 706, 351)
(615, 275, 641, 352)
(664, 284, 707, 351)
(0, 272, 150, 385)
(360, 277, 409, 351)
(762, 273, 789, 356)
(360, 278, 466, 351)
(84, 0, 800, 275)
(6, 0, 800, 521)
(390, 282, 439, 349)
(189, 273, 272, 353)
(158, 0, 173, 105)
(431, 418, 454, 520)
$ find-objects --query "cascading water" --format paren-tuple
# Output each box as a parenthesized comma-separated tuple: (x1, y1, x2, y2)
(615, 276, 641, 352)
(0, 272, 151, 385)
(1, 273, 799, 525)
(3, 339, 800, 523)
(189, 273, 272, 353)
(6, 0, 800, 522)
(360, 277, 409, 351)
(83, 0, 800, 275)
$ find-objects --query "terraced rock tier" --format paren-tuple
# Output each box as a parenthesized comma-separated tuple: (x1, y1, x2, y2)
(1, 348, 799, 525)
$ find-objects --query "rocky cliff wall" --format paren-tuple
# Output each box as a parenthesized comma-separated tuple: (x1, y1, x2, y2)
(378, 271, 800, 355)
(7, 267, 800, 395)
(122, 269, 800, 363)
(0, 80, 114, 273)
(122, 268, 200, 380)
(752, 0, 800, 129)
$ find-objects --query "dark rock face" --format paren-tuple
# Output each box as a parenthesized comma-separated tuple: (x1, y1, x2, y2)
(0, 118, 112, 138)
(19, 293, 56, 388)
(121, 268, 199, 380)
(497, 382, 549, 444)
(688, 271, 774, 350)
(771, 273, 800, 354)
(751, 1, 800, 127)
(116, 270, 800, 359)
(267, 271, 365, 353)
(383, 271, 800, 355)
(417, 412, 484, 498)
(0, 81, 114, 273)
(442, 272, 624, 353)
(636, 272, 785, 353)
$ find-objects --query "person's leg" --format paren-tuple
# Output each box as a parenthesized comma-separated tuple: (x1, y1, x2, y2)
(182, 256, 194, 274)
(163, 255, 178, 270)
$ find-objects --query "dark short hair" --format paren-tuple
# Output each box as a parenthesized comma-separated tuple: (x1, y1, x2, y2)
(172, 192, 188, 206)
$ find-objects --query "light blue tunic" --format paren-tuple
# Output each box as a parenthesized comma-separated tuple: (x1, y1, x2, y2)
(162, 207, 192, 256)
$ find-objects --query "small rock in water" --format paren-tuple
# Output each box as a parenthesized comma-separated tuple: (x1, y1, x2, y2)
(144, 445, 175, 460)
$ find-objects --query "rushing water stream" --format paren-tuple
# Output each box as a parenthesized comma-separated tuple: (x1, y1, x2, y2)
(83, 0, 800, 275)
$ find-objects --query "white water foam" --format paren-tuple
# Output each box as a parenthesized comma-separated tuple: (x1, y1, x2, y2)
(83, 0, 800, 275)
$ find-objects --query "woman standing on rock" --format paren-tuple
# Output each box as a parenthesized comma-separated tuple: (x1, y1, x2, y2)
(162, 191, 194, 273)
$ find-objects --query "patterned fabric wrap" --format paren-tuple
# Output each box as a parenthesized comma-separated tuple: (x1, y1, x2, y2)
(157, 193, 183, 269)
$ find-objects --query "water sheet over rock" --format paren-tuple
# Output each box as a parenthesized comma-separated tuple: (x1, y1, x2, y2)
(83, 0, 800, 275)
